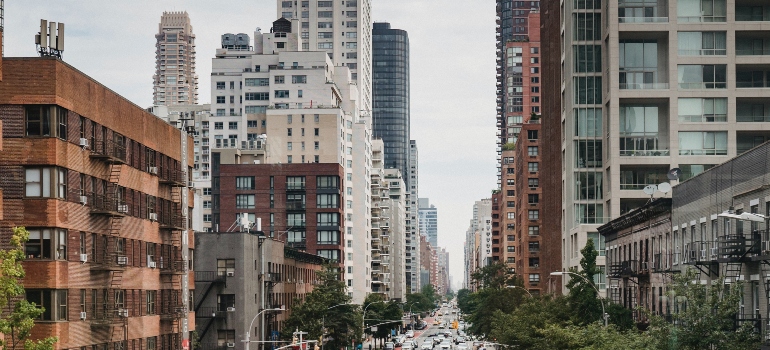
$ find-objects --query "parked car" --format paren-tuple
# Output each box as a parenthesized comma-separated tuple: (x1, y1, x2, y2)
(385, 343, 395, 350)
(402, 341, 415, 350)
(439, 342, 452, 350)
(406, 330, 415, 338)
(456, 344, 468, 350)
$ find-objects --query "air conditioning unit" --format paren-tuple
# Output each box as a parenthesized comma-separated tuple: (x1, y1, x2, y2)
(79, 195, 88, 205)
(710, 247, 719, 260)
(187, 181, 194, 188)
(149, 261, 157, 269)
(149, 213, 158, 222)
(227, 307, 236, 312)
(79, 138, 90, 148)
(117, 256, 128, 265)
(148, 166, 158, 175)
(80, 311, 87, 320)
(117, 204, 128, 213)
(118, 309, 129, 317)
(80, 254, 88, 263)
(700, 249, 707, 260)
(763, 241, 770, 254)
(226, 271, 235, 277)
(227, 343, 236, 348)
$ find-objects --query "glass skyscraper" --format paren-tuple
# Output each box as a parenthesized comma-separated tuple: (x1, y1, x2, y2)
(372, 22, 410, 186)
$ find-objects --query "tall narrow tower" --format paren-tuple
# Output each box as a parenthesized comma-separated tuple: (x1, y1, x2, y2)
(153, 11, 198, 106)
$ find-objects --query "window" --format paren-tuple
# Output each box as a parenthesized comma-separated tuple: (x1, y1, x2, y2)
(528, 210, 539, 220)
(236, 177, 255, 190)
(203, 214, 212, 222)
(678, 131, 728, 155)
(317, 231, 340, 245)
(528, 178, 539, 188)
(587, 232, 606, 256)
(245, 92, 270, 101)
(274, 90, 290, 98)
(317, 194, 339, 208)
(574, 76, 602, 104)
(677, 0, 726, 22)
(287, 194, 305, 210)
(26, 289, 68, 320)
(216, 96, 225, 104)
(235, 195, 255, 209)
(507, 201, 515, 208)
(287, 231, 306, 246)
(678, 64, 727, 89)
(216, 82, 225, 90)
(573, 12, 602, 40)
(216, 109, 226, 116)
(574, 45, 601, 72)
(678, 32, 727, 55)
(317, 213, 340, 227)
(317, 250, 340, 262)
(527, 130, 538, 140)
(245, 78, 269, 86)
(528, 194, 539, 204)
(25, 167, 67, 198)
(318, 11, 333, 17)
(287, 213, 306, 227)
(528, 162, 539, 172)
(317, 176, 339, 189)
(678, 98, 727, 122)
(292, 75, 307, 84)
(145, 290, 156, 315)
(507, 246, 515, 253)
(346, 42, 358, 49)
(217, 294, 235, 311)
(217, 259, 235, 277)
(217, 330, 236, 347)
(528, 146, 538, 156)
(529, 274, 541, 283)
(287, 176, 305, 190)
(318, 42, 333, 49)
(203, 201, 212, 209)
(529, 226, 540, 235)
(274, 76, 285, 84)
(228, 122, 238, 130)
(214, 122, 223, 130)
(25, 228, 67, 260)
(507, 235, 515, 242)
(319, 32, 334, 39)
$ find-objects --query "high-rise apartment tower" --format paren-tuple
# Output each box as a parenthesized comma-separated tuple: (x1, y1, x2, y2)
(153, 11, 198, 106)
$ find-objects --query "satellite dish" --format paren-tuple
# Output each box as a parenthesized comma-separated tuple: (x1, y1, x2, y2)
(658, 182, 672, 194)
(667, 168, 682, 181)
(643, 185, 657, 195)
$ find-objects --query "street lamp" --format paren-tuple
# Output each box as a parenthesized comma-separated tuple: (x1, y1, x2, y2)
(322, 303, 350, 350)
(550, 271, 607, 327)
(505, 285, 533, 297)
(245, 306, 286, 350)
(363, 300, 388, 340)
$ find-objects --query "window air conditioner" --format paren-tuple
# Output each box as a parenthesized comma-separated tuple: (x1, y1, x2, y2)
(227, 271, 235, 277)
(80, 254, 88, 263)
(149, 261, 157, 268)
(79, 138, 90, 148)
(117, 256, 128, 265)
(227, 343, 236, 348)
(79, 195, 88, 205)
(188, 181, 194, 188)
(80, 312, 87, 320)
(149, 213, 158, 222)
(148, 166, 158, 175)
(118, 309, 129, 317)
(117, 205, 128, 213)
(227, 307, 236, 312)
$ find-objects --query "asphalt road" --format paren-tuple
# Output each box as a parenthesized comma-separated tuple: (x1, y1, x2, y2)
(400, 307, 469, 350)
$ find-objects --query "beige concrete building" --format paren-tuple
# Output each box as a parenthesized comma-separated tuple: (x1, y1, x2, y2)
(153, 11, 198, 106)
(559, 0, 770, 294)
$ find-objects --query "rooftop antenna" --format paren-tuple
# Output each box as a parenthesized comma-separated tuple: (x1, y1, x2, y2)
(35, 19, 64, 59)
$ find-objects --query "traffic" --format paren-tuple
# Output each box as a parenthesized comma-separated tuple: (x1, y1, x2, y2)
(384, 302, 494, 350)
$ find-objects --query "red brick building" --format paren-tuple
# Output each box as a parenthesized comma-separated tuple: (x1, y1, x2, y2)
(213, 162, 346, 266)
(0, 57, 194, 348)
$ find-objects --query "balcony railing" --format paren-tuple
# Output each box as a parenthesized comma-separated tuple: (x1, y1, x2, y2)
(619, 83, 670, 90)
(679, 149, 728, 156)
(737, 48, 770, 56)
(619, 16, 668, 23)
(620, 149, 670, 157)
(737, 81, 770, 88)
(677, 16, 726, 22)
(679, 82, 727, 89)
(678, 114, 727, 123)
(90, 140, 127, 163)
(678, 49, 726, 56)
(90, 193, 127, 217)
(717, 233, 761, 260)
(737, 115, 770, 122)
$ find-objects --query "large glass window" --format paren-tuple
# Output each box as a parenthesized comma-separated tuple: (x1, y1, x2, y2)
(574, 77, 602, 104)
(25, 105, 68, 139)
(574, 45, 602, 73)
(680, 164, 715, 181)
(619, 40, 660, 89)
(619, 106, 666, 156)
(235, 195, 255, 209)
(575, 108, 602, 137)
(26, 289, 68, 321)
(317, 213, 339, 227)
(575, 203, 604, 224)
(678, 32, 726, 55)
(678, 98, 726, 123)
(587, 232, 606, 256)
(619, 0, 664, 22)
(317, 194, 339, 208)
(573, 13, 602, 41)
(575, 140, 602, 168)
(25, 167, 67, 198)
(677, 0, 726, 22)
(678, 131, 728, 155)
(317, 249, 340, 262)
(25, 228, 67, 260)
(286, 177, 306, 190)
(575, 172, 603, 200)
(286, 194, 305, 210)
(678, 64, 727, 89)
(317, 231, 340, 245)
(235, 176, 255, 190)
(217, 259, 235, 276)
(317, 176, 339, 189)
(287, 213, 306, 227)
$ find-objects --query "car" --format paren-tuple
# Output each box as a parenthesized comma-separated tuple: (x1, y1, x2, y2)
(439, 342, 452, 350)
(437, 312, 443, 316)
(433, 337, 443, 345)
(402, 341, 414, 350)
(406, 330, 415, 338)
(434, 320, 441, 325)
(421, 343, 433, 350)
(438, 324, 445, 329)
(456, 345, 468, 350)
(385, 343, 395, 350)
(454, 337, 465, 345)
(472, 341, 483, 348)
(444, 331, 452, 338)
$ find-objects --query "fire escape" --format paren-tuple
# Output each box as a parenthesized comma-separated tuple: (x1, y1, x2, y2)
(193, 271, 228, 342)
(89, 138, 128, 346)
(158, 162, 188, 345)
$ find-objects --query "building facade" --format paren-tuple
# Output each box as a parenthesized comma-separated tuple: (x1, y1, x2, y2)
(406, 140, 420, 293)
(277, 0, 373, 112)
(1, 57, 193, 349)
(194, 233, 323, 350)
(372, 22, 410, 187)
(153, 11, 198, 106)
(418, 198, 438, 248)
(559, 0, 770, 294)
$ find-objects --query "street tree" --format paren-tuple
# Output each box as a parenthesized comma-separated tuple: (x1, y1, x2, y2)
(0, 227, 57, 350)
(363, 294, 402, 347)
(281, 265, 362, 350)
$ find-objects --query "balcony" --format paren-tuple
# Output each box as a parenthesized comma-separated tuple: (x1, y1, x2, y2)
(716, 233, 761, 262)
(618, 0, 668, 23)
(89, 193, 128, 217)
(619, 136, 669, 157)
(159, 169, 186, 187)
(619, 166, 669, 190)
(737, 99, 770, 122)
(737, 132, 770, 154)
(736, 33, 770, 56)
(736, 66, 770, 88)
(736, 3, 770, 22)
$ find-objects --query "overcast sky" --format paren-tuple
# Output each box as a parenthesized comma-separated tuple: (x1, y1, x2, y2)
(5, 0, 497, 291)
